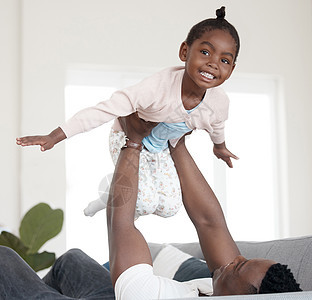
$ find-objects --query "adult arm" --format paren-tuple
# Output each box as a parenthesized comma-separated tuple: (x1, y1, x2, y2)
(106, 113, 158, 286)
(170, 138, 240, 272)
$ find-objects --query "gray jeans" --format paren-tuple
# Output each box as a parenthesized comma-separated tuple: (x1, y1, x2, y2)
(0, 246, 115, 299)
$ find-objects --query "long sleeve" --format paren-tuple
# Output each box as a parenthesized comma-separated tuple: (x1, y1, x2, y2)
(60, 90, 136, 138)
(206, 87, 229, 144)
(59, 66, 230, 142)
(60, 67, 187, 139)
(208, 120, 226, 144)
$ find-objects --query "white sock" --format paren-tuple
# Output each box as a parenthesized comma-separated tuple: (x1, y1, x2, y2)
(84, 193, 109, 217)
(84, 174, 113, 217)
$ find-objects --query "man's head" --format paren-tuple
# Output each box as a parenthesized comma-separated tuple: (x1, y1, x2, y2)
(259, 263, 302, 294)
(212, 255, 302, 296)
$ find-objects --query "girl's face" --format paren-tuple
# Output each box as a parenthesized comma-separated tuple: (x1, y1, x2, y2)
(179, 29, 236, 92)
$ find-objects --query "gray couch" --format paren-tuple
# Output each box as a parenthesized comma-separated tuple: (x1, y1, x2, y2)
(149, 235, 312, 299)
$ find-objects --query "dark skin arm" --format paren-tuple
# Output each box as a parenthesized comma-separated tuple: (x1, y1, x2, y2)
(16, 127, 66, 151)
(106, 113, 158, 286)
(170, 137, 240, 272)
(213, 142, 239, 168)
(107, 112, 238, 286)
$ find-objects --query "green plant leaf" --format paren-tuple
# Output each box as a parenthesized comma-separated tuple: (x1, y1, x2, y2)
(0, 231, 55, 272)
(19, 203, 63, 254)
(24, 251, 56, 272)
(0, 231, 29, 259)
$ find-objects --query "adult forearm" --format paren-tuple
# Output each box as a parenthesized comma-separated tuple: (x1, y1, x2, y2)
(171, 142, 225, 227)
(106, 114, 157, 286)
(171, 142, 239, 270)
(106, 147, 140, 225)
(107, 147, 153, 285)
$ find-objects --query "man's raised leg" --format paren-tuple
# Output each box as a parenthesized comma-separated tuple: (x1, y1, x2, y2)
(0, 246, 71, 300)
(43, 248, 115, 299)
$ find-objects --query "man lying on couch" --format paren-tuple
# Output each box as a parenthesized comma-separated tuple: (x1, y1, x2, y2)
(0, 113, 301, 299)
(107, 113, 302, 298)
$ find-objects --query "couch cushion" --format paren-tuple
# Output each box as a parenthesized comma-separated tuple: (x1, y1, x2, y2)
(153, 244, 192, 278)
(236, 236, 312, 291)
(149, 235, 312, 291)
(173, 257, 212, 282)
(152, 244, 212, 281)
(149, 242, 205, 261)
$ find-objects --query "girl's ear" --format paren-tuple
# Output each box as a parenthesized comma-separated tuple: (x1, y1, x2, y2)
(179, 41, 188, 62)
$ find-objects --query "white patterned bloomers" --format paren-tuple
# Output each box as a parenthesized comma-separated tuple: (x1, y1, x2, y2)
(83, 129, 182, 219)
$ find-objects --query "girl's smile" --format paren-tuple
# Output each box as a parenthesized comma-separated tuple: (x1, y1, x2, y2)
(199, 71, 216, 81)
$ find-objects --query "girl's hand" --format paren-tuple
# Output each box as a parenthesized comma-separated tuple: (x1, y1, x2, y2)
(16, 127, 66, 152)
(16, 135, 56, 151)
(213, 142, 239, 168)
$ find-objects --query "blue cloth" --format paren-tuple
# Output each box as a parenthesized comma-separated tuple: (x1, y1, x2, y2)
(142, 101, 202, 153)
(173, 257, 212, 282)
(0, 246, 115, 299)
(142, 122, 191, 153)
(103, 261, 110, 271)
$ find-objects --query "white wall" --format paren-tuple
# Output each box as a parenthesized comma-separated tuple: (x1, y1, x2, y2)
(0, 0, 20, 233)
(1, 0, 312, 255)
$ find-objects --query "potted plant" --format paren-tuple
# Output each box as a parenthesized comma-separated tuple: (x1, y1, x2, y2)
(0, 203, 63, 271)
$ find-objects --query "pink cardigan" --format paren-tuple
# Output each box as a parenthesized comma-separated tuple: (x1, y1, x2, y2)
(61, 66, 229, 147)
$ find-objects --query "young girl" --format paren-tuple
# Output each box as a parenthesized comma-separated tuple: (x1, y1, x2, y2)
(17, 7, 239, 219)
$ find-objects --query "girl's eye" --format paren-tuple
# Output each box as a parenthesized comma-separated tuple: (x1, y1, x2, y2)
(221, 58, 230, 64)
(201, 50, 210, 56)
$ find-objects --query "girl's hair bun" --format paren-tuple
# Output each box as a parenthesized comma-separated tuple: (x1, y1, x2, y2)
(216, 6, 226, 19)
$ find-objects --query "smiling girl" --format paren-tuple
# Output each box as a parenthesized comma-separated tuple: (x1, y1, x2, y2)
(17, 7, 240, 220)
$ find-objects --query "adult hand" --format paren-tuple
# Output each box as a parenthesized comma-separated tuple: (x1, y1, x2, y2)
(118, 112, 158, 143)
(169, 131, 192, 155)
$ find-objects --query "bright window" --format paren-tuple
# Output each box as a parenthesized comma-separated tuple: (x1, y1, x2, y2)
(220, 92, 277, 241)
(65, 69, 284, 263)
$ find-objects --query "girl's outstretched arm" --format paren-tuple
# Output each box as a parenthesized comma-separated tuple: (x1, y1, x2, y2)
(16, 127, 66, 151)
